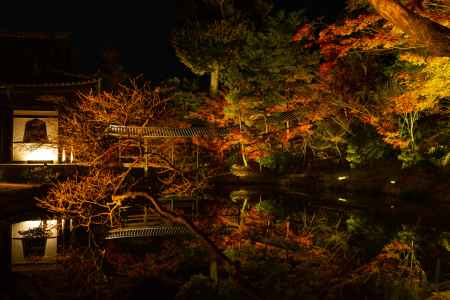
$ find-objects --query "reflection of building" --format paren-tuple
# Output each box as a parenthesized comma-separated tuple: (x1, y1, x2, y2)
(11, 219, 59, 265)
(13, 110, 59, 162)
(0, 32, 100, 164)
(0, 33, 98, 272)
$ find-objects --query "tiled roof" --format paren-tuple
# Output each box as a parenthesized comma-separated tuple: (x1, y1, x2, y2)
(106, 112, 299, 138)
(106, 125, 226, 138)
(266, 111, 299, 123)
(0, 78, 99, 89)
(105, 225, 190, 239)
(0, 32, 70, 40)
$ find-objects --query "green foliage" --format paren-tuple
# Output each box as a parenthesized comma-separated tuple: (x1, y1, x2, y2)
(345, 123, 391, 168)
(225, 149, 242, 169)
(172, 18, 249, 76)
(345, 144, 363, 167)
(395, 226, 418, 246)
(222, 247, 239, 262)
(229, 189, 250, 203)
(256, 151, 295, 172)
(163, 77, 207, 115)
(255, 199, 275, 215)
(427, 291, 450, 300)
(346, 214, 387, 259)
(427, 145, 450, 168)
(438, 232, 450, 252)
(308, 118, 349, 160)
(346, 215, 366, 235)
(398, 148, 423, 169)
(256, 155, 277, 170)
(222, 9, 318, 116)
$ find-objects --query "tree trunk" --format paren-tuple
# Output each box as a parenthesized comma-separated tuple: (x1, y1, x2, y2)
(241, 143, 248, 167)
(210, 62, 220, 97)
(238, 106, 248, 167)
(368, 0, 450, 56)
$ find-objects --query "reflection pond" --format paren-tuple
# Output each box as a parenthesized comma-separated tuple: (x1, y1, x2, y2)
(212, 183, 450, 287)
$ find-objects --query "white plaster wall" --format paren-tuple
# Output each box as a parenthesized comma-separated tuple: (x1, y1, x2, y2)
(12, 113, 59, 162)
(11, 220, 58, 264)
(13, 143, 58, 162)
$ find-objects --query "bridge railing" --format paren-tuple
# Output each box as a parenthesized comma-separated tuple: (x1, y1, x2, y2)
(113, 196, 198, 229)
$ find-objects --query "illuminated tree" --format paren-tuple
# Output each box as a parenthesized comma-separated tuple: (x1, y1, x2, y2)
(293, 0, 450, 166)
(171, 12, 249, 97)
(367, 0, 450, 56)
(40, 79, 210, 230)
(58, 80, 170, 163)
(218, 9, 321, 166)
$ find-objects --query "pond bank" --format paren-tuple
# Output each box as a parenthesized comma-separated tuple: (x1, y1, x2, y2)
(213, 163, 450, 203)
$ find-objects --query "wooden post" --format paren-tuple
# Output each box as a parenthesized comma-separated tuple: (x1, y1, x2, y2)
(210, 62, 219, 97)
(286, 120, 290, 151)
(144, 206, 148, 224)
(144, 138, 149, 176)
(286, 219, 290, 239)
(264, 116, 268, 134)
(171, 142, 174, 164)
(70, 146, 74, 163)
(118, 139, 122, 165)
(209, 252, 218, 285)
(196, 144, 199, 169)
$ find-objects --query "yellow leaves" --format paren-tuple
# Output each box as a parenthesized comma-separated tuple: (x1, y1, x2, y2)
(306, 103, 334, 122)
(382, 131, 410, 149)
(427, 291, 450, 300)
(421, 56, 450, 95)
(361, 114, 380, 126)
(392, 56, 450, 114)
(384, 240, 411, 253)
(298, 123, 313, 133)
(349, 54, 449, 151)
(329, 134, 346, 144)
(391, 94, 417, 113)
(392, 92, 438, 114)
(399, 53, 427, 65)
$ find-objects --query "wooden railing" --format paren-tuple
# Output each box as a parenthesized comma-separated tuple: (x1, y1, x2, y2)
(105, 111, 299, 139)
(105, 196, 199, 239)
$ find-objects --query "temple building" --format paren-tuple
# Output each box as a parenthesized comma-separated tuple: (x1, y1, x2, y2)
(0, 32, 100, 163)
(0, 32, 99, 272)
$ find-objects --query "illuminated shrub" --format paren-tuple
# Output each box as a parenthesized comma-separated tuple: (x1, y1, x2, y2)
(345, 123, 391, 168)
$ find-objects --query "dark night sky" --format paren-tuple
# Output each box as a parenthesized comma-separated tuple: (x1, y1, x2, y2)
(70, 1, 180, 82)
(66, 0, 346, 82)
